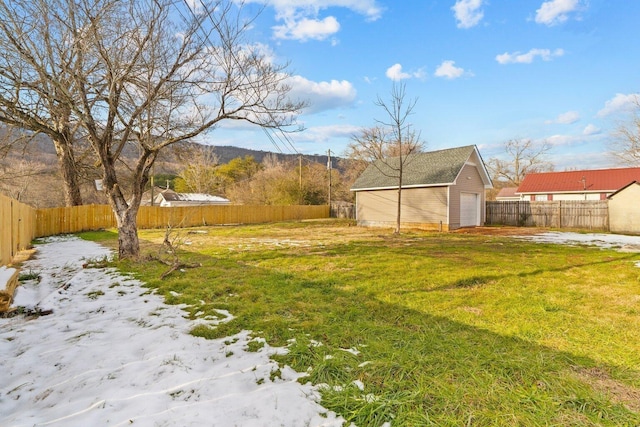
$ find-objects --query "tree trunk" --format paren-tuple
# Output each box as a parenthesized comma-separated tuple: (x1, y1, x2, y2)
(116, 208, 140, 260)
(102, 147, 150, 261)
(395, 186, 402, 234)
(103, 161, 142, 260)
(52, 136, 83, 206)
(395, 160, 403, 234)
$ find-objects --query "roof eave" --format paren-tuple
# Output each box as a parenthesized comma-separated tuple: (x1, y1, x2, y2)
(351, 182, 453, 192)
(516, 189, 614, 195)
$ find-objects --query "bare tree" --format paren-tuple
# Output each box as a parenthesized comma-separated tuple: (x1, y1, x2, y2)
(0, 159, 50, 203)
(0, 0, 90, 206)
(349, 83, 424, 234)
(175, 144, 221, 194)
(487, 138, 554, 187)
(0, 127, 51, 202)
(610, 98, 640, 165)
(3, 0, 304, 259)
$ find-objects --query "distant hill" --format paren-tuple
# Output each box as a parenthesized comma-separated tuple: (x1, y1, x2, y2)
(1, 127, 349, 207)
(207, 145, 340, 170)
(0, 126, 341, 171)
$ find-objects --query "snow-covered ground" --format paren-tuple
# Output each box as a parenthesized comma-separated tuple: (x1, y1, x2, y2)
(0, 236, 347, 427)
(514, 231, 640, 253)
(516, 232, 640, 270)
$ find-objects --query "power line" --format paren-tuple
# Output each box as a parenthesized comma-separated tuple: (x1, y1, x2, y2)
(176, 1, 328, 168)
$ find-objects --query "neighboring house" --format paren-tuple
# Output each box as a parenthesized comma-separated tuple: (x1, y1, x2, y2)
(608, 181, 640, 235)
(516, 167, 640, 201)
(350, 145, 492, 231)
(495, 187, 519, 201)
(147, 188, 230, 207)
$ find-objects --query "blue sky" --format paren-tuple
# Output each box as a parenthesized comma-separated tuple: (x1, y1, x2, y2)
(202, 0, 640, 170)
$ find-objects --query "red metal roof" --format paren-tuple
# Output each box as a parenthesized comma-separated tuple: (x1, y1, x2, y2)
(517, 167, 640, 194)
(496, 187, 518, 198)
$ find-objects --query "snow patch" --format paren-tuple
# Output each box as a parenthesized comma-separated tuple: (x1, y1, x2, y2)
(0, 235, 347, 427)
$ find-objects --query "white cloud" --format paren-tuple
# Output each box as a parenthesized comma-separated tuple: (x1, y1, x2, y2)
(293, 124, 363, 144)
(452, 0, 484, 29)
(535, 0, 581, 26)
(546, 134, 580, 146)
(546, 110, 580, 124)
(286, 75, 357, 114)
(583, 124, 601, 135)
(597, 93, 639, 117)
(245, 0, 383, 41)
(434, 60, 467, 79)
(385, 63, 425, 81)
(496, 48, 564, 64)
(386, 64, 410, 81)
(273, 16, 340, 41)
(266, 0, 383, 21)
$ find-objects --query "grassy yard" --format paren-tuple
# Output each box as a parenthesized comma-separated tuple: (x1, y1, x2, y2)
(83, 220, 640, 426)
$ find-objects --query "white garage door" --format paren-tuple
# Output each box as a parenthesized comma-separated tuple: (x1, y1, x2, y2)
(460, 193, 479, 227)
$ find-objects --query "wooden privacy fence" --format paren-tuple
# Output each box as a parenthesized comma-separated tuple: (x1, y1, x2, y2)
(0, 194, 36, 266)
(34, 204, 329, 238)
(486, 201, 609, 230)
(1, 196, 329, 266)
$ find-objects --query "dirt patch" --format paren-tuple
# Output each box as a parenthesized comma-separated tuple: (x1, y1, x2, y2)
(0, 306, 54, 319)
(571, 366, 640, 413)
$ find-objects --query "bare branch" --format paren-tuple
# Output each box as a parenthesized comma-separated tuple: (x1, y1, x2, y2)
(487, 138, 554, 186)
(349, 83, 425, 233)
(609, 97, 640, 166)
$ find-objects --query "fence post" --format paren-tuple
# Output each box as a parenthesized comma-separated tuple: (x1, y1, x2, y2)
(559, 201, 562, 228)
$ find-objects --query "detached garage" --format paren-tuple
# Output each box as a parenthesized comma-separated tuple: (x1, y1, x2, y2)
(350, 145, 492, 231)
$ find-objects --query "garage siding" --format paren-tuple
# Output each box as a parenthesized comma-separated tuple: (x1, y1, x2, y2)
(356, 186, 448, 230)
(448, 162, 486, 229)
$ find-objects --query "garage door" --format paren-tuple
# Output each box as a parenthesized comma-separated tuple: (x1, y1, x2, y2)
(460, 193, 478, 227)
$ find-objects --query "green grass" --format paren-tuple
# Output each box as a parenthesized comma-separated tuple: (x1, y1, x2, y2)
(86, 221, 640, 426)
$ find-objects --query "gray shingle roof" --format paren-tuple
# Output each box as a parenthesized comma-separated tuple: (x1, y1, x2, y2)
(351, 145, 480, 191)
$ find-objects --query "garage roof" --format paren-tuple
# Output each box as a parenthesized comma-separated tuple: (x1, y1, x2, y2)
(351, 145, 492, 191)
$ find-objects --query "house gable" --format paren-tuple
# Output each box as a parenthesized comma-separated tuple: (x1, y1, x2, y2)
(608, 181, 640, 235)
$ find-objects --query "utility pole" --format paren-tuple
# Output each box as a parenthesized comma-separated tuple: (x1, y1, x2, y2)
(327, 149, 332, 213)
(299, 155, 302, 205)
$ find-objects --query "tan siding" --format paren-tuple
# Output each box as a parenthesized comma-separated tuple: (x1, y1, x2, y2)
(356, 187, 448, 229)
(449, 162, 486, 228)
(402, 187, 448, 223)
(609, 184, 640, 234)
(356, 190, 398, 223)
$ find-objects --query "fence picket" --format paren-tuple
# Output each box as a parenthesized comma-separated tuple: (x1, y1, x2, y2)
(0, 194, 36, 265)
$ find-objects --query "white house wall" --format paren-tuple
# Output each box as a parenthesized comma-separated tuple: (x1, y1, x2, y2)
(609, 183, 640, 235)
(520, 193, 605, 201)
